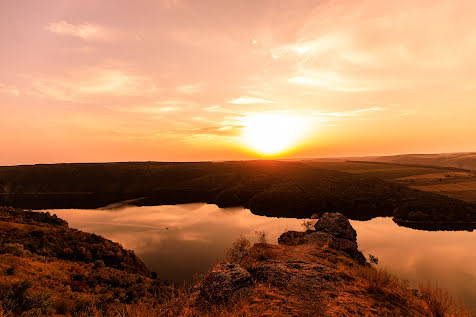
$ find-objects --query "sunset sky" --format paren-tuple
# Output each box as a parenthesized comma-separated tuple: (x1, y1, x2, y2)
(1, 0, 475, 165)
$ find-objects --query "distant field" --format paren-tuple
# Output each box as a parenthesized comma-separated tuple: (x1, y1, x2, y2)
(365, 152, 476, 171)
(411, 181, 476, 192)
(305, 161, 449, 179)
(306, 161, 476, 204)
(395, 171, 473, 181)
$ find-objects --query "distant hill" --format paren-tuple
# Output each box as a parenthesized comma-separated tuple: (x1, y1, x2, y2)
(364, 152, 476, 171)
(1, 161, 475, 228)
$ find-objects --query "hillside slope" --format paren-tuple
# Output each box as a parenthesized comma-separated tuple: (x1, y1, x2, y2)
(369, 153, 476, 171)
(0, 207, 173, 316)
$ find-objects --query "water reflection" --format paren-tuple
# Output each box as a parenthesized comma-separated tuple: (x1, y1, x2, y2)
(351, 218, 476, 308)
(46, 204, 476, 308)
(47, 204, 304, 282)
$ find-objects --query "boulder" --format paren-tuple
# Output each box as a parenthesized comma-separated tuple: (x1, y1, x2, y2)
(199, 262, 252, 303)
(278, 230, 308, 245)
(314, 212, 357, 242)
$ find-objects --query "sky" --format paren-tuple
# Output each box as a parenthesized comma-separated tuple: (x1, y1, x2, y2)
(1, 0, 475, 165)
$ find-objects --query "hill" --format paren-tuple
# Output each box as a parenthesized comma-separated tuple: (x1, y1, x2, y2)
(367, 152, 476, 171)
(0, 207, 173, 315)
(1, 161, 475, 229)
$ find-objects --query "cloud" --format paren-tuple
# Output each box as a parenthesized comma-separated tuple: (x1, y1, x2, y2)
(105, 105, 178, 114)
(313, 107, 386, 117)
(45, 21, 113, 41)
(289, 74, 373, 92)
(229, 97, 275, 104)
(176, 83, 203, 94)
(105, 99, 198, 114)
(33, 67, 158, 102)
(0, 83, 20, 96)
(203, 105, 237, 113)
(174, 125, 243, 137)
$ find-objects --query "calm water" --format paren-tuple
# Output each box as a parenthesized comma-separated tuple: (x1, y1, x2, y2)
(45, 204, 476, 308)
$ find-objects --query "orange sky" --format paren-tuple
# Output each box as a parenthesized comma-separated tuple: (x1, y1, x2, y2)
(1, 0, 475, 165)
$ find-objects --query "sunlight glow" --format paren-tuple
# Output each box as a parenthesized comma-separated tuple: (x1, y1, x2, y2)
(242, 113, 308, 156)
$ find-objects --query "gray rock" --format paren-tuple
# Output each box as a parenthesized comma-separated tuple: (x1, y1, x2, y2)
(314, 212, 357, 242)
(199, 262, 252, 303)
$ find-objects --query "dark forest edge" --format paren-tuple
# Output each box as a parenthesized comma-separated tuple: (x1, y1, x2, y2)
(1, 160, 475, 231)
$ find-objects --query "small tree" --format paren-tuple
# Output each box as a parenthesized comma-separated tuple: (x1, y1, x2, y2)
(226, 236, 251, 265)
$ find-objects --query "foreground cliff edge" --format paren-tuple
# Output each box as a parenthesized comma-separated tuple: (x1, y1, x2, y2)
(160, 213, 471, 317)
(1, 208, 472, 316)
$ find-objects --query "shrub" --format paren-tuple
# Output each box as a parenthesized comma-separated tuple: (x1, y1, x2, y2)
(418, 282, 472, 317)
(368, 254, 379, 265)
(5, 266, 16, 276)
(254, 231, 267, 244)
(226, 236, 251, 266)
(249, 244, 274, 262)
(356, 266, 398, 293)
(0, 243, 27, 257)
(301, 219, 316, 231)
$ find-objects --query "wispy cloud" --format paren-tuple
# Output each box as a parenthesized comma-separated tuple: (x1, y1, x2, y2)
(173, 125, 243, 137)
(313, 107, 386, 117)
(229, 97, 275, 104)
(33, 67, 158, 102)
(46, 21, 113, 41)
(105, 99, 198, 114)
(176, 83, 203, 94)
(203, 105, 237, 113)
(0, 83, 20, 96)
(289, 74, 372, 92)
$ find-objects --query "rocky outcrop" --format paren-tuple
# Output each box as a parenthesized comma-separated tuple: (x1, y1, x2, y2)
(277, 230, 308, 245)
(279, 212, 366, 265)
(166, 212, 431, 316)
(314, 212, 357, 241)
(198, 262, 252, 303)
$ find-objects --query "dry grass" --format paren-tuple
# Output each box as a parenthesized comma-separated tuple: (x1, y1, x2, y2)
(225, 236, 251, 266)
(419, 282, 473, 317)
(355, 266, 404, 293)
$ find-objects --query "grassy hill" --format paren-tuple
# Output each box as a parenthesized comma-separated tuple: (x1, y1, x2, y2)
(366, 152, 476, 171)
(0, 207, 173, 315)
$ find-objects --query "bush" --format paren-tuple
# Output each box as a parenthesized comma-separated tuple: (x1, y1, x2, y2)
(226, 236, 251, 266)
(5, 266, 16, 276)
(356, 267, 398, 293)
(301, 219, 316, 231)
(254, 231, 267, 244)
(249, 244, 275, 262)
(418, 282, 471, 317)
(0, 243, 27, 257)
(368, 254, 379, 265)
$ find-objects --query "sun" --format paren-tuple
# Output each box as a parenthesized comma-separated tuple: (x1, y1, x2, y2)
(242, 113, 307, 156)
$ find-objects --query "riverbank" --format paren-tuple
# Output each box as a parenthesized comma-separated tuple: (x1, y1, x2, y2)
(159, 213, 472, 316)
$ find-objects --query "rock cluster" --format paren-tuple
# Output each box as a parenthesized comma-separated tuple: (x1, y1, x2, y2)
(279, 212, 366, 265)
(314, 212, 357, 241)
(198, 213, 366, 305)
(198, 262, 252, 303)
